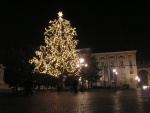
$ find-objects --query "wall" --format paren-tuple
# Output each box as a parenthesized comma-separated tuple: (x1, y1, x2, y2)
(92, 50, 138, 88)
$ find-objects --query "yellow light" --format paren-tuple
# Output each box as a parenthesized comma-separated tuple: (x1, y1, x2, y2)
(79, 58, 84, 63)
(113, 69, 116, 72)
(29, 11, 80, 77)
(58, 11, 63, 18)
(85, 64, 88, 67)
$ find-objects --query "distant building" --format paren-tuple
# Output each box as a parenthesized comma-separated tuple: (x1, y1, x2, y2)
(92, 50, 138, 88)
(77, 48, 138, 88)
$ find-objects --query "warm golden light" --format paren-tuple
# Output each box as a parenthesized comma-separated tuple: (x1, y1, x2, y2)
(58, 11, 63, 18)
(113, 69, 116, 72)
(135, 76, 140, 82)
(79, 58, 84, 63)
(29, 11, 80, 76)
(85, 64, 88, 67)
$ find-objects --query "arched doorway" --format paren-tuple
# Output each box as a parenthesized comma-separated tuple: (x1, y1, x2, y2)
(138, 70, 149, 87)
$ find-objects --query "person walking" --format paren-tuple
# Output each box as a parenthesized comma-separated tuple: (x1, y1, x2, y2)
(24, 81, 33, 96)
(73, 80, 78, 94)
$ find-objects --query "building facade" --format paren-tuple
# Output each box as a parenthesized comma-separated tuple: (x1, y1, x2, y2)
(92, 50, 138, 88)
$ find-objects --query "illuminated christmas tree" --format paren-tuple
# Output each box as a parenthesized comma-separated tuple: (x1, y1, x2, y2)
(29, 11, 80, 77)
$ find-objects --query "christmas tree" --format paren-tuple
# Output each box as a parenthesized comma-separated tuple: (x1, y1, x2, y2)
(29, 11, 80, 77)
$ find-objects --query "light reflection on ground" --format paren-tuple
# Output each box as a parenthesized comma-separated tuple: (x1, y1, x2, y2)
(0, 88, 150, 113)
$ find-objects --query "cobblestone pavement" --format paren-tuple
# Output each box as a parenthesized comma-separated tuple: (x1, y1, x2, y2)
(0, 88, 150, 113)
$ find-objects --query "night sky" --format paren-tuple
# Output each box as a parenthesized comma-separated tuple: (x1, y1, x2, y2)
(0, 1, 150, 61)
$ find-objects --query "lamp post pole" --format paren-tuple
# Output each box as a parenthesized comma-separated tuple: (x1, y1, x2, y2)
(135, 76, 140, 88)
(113, 69, 118, 83)
(79, 58, 87, 92)
(112, 69, 118, 90)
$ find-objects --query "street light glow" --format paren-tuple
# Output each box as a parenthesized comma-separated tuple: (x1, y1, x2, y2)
(113, 69, 116, 72)
(79, 58, 87, 91)
(79, 58, 84, 63)
(85, 64, 88, 67)
(113, 69, 118, 75)
(135, 76, 140, 82)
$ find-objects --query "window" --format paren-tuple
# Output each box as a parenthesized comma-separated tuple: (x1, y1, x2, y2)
(110, 61, 115, 67)
(130, 67, 133, 74)
(119, 61, 124, 66)
(98, 62, 105, 69)
(129, 60, 132, 66)
(101, 62, 104, 67)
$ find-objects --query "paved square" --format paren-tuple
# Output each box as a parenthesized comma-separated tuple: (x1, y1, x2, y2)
(0, 88, 150, 113)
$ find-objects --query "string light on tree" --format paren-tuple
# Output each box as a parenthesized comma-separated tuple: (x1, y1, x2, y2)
(29, 11, 80, 77)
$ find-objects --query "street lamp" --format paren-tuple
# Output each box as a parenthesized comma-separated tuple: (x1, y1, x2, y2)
(135, 76, 140, 82)
(79, 58, 84, 63)
(79, 58, 88, 91)
(113, 69, 118, 84)
(135, 76, 140, 88)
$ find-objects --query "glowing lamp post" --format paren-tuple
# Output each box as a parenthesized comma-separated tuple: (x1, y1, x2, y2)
(79, 58, 84, 63)
(79, 58, 88, 91)
(135, 76, 140, 88)
(135, 76, 140, 82)
(113, 69, 118, 84)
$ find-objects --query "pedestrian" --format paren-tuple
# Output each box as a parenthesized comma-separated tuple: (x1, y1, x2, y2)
(57, 82, 61, 92)
(73, 80, 78, 94)
(24, 81, 33, 96)
(11, 86, 16, 96)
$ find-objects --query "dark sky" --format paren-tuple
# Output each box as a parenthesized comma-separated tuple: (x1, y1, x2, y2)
(0, 1, 150, 61)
